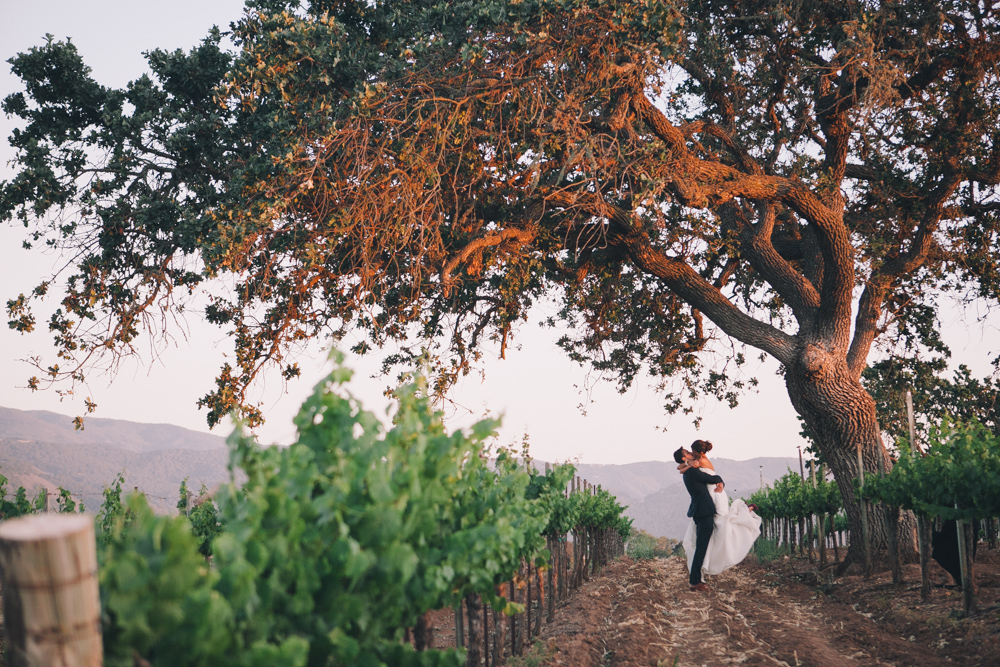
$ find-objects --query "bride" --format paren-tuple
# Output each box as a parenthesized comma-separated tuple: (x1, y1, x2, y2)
(680, 440, 762, 577)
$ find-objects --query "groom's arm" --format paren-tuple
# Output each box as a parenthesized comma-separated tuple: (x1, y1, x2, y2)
(686, 468, 723, 486)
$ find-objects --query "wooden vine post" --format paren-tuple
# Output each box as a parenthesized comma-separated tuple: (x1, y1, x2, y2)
(464, 594, 483, 667)
(906, 390, 932, 601)
(454, 598, 464, 649)
(534, 563, 543, 638)
(0, 514, 102, 667)
(524, 555, 531, 650)
(812, 462, 826, 566)
(582, 481, 589, 580)
(561, 476, 568, 601)
(877, 453, 902, 585)
(482, 598, 489, 667)
(523, 458, 531, 651)
(954, 505, 976, 616)
(491, 604, 502, 665)
(508, 580, 516, 657)
(545, 465, 555, 624)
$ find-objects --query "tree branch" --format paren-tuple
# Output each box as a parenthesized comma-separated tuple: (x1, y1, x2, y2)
(440, 225, 540, 296)
(548, 190, 797, 364)
(719, 202, 821, 324)
(847, 167, 964, 377)
(630, 90, 855, 344)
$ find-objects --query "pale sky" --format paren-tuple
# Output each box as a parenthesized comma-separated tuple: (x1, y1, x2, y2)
(1, 1, 997, 464)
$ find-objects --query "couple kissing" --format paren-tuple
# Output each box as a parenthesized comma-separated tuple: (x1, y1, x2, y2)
(674, 440, 762, 592)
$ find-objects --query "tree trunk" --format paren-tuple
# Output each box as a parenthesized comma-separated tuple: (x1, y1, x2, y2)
(785, 361, 918, 570)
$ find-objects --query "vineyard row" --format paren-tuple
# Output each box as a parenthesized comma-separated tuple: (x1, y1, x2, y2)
(0, 359, 634, 667)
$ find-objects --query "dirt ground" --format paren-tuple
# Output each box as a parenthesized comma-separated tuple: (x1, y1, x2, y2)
(505, 548, 1000, 667)
(2, 549, 998, 666)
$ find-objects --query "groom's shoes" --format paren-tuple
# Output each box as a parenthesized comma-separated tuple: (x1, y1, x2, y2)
(690, 583, 710, 592)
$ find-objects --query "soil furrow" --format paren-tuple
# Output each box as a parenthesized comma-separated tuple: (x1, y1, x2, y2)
(532, 551, 999, 667)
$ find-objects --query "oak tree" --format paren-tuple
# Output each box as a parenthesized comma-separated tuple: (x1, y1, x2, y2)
(4, 0, 1000, 566)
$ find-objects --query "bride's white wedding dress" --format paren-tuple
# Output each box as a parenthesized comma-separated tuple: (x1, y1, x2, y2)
(683, 479, 762, 577)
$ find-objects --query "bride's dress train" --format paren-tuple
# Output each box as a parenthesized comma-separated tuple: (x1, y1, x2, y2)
(683, 486, 762, 576)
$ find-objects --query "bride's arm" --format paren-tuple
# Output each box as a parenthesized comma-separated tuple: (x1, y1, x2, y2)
(701, 457, 724, 492)
(696, 457, 723, 492)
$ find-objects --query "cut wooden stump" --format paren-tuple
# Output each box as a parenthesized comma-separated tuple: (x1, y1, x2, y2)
(0, 514, 102, 667)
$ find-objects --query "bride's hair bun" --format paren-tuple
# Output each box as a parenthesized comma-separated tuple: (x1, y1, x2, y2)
(692, 440, 713, 454)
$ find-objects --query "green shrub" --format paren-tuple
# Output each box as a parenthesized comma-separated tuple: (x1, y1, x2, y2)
(627, 529, 677, 559)
(751, 537, 784, 563)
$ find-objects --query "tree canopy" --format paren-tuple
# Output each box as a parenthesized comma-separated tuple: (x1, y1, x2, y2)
(864, 357, 1000, 445)
(3, 0, 999, 461)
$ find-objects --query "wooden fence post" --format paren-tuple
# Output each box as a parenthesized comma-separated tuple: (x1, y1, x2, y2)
(0, 514, 102, 667)
(491, 605, 502, 665)
(545, 464, 555, 623)
(534, 564, 543, 637)
(905, 389, 932, 601)
(812, 462, 826, 566)
(546, 536, 555, 623)
(464, 594, 482, 667)
(508, 579, 516, 657)
(483, 597, 490, 667)
(955, 508, 976, 615)
(877, 453, 902, 584)
(560, 537, 567, 600)
(525, 557, 531, 648)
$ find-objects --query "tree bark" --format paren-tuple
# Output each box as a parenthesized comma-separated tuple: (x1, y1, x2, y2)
(785, 349, 919, 570)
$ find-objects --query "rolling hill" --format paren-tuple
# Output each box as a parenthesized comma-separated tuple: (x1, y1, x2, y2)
(573, 456, 800, 539)
(0, 406, 230, 513)
(0, 405, 802, 533)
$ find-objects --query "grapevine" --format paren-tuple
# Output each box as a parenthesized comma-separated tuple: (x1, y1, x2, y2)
(864, 418, 1000, 522)
(92, 352, 631, 666)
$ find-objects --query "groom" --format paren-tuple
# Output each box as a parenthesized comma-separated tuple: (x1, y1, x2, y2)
(674, 446, 725, 592)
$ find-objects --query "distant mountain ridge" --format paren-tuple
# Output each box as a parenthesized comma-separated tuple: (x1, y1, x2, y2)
(0, 405, 800, 535)
(592, 456, 800, 540)
(0, 405, 229, 513)
(0, 405, 227, 452)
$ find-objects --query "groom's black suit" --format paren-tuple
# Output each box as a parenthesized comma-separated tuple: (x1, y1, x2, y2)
(683, 466, 724, 586)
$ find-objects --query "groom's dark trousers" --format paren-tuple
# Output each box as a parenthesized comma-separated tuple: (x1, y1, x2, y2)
(690, 514, 715, 585)
(682, 467, 725, 586)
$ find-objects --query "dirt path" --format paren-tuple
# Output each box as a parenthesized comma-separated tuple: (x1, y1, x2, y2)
(532, 555, 998, 667)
